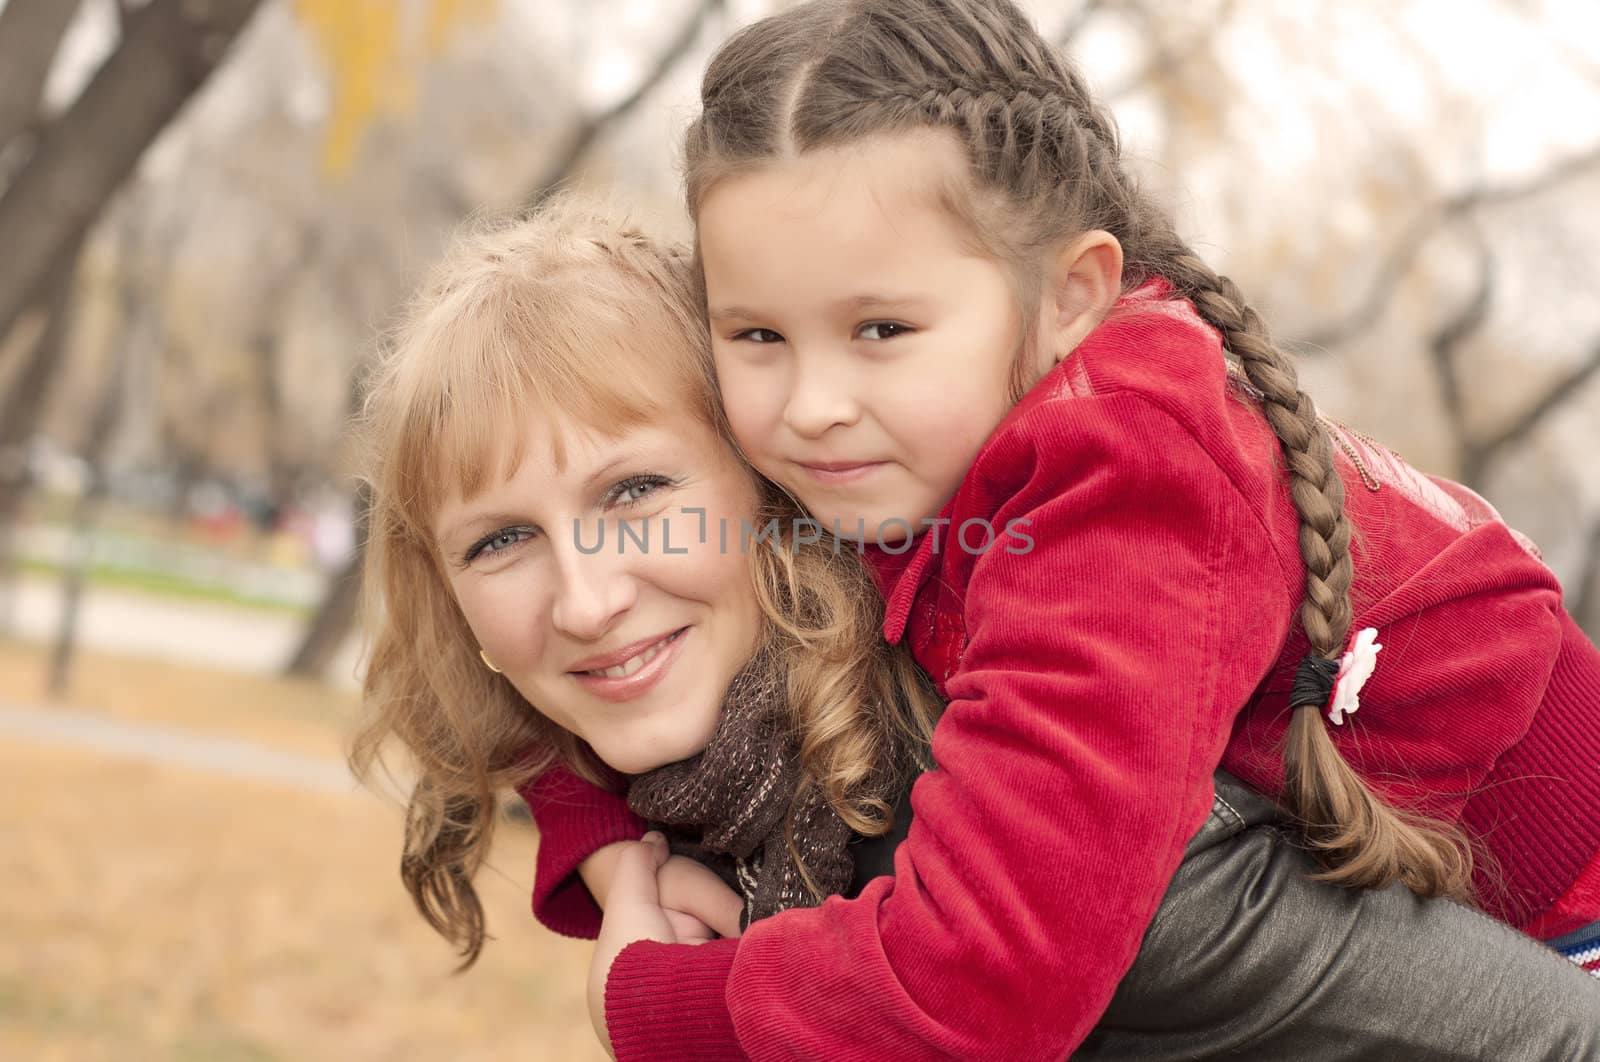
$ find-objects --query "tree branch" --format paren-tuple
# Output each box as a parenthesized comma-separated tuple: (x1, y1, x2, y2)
(525, 0, 722, 205)
(1295, 143, 1600, 351)
(1570, 517, 1600, 641)
(0, 0, 267, 343)
(1105, 0, 1237, 103)
(1462, 337, 1600, 485)
(1422, 226, 1494, 483)
(1054, 0, 1108, 50)
(0, 0, 83, 156)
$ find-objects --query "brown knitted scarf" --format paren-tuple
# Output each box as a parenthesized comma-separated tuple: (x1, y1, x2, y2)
(626, 646, 855, 927)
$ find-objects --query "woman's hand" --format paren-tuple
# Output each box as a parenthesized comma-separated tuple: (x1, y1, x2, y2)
(587, 833, 677, 1057)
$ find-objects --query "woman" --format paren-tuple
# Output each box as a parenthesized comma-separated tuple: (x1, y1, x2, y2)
(353, 195, 1600, 1060)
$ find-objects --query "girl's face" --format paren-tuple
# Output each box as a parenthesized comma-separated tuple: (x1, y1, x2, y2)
(700, 132, 1046, 542)
(432, 402, 764, 775)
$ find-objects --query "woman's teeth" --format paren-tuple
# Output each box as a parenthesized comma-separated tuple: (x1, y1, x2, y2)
(587, 631, 680, 678)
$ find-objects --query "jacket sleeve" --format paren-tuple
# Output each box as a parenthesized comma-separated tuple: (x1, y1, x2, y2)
(516, 763, 646, 939)
(603, 394, 1295, 1060)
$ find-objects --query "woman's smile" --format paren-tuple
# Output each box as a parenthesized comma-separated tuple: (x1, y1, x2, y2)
(570, 626, 689, 701)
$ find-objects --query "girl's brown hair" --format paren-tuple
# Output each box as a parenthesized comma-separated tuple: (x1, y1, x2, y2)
(683, 0, 1472, 899)
(351, 194, 940, 967)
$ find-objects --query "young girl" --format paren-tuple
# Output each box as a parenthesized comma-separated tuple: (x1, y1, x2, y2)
(354, 196, 1600, 1059)
(514, 0, 1600, 1055)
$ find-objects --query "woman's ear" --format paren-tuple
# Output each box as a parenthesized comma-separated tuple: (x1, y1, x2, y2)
(1041, 230, 1123, 365)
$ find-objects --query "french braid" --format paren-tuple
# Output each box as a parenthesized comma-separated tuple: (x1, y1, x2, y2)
(686, 0, 1472, 899)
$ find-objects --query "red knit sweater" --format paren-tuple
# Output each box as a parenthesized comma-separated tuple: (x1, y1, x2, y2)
(516, 282, 1600, 1060)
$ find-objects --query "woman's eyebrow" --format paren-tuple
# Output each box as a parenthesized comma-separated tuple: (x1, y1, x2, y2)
(582, 438, 669, 492)
(435, 510, 529, 549)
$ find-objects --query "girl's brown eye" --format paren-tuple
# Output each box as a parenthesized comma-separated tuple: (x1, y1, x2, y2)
(859, 322, 910, 340)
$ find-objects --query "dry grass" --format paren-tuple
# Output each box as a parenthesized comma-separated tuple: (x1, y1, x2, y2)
(0, 640, 606, 1062)
(0, 639, 361, 760)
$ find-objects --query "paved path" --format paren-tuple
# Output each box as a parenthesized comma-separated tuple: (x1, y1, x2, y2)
(2, 574, 361, 686)
(0, 700, 362, 794)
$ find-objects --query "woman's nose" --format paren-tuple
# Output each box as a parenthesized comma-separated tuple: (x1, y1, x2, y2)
(549, 540, 637, 641)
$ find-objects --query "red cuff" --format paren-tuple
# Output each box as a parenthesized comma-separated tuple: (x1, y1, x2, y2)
(606, 938, 743, 1061)
(518, 768, 647, 939)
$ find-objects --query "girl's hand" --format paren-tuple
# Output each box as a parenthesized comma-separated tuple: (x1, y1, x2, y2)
(657, 854, 745, 943)
(588, 833, 676, 1057)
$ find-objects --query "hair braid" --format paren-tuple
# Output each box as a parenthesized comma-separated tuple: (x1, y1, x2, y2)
(1140, 232, 1473, 898)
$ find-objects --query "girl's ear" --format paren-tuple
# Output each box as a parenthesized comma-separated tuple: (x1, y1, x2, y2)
(1041, 230, 1123, 365)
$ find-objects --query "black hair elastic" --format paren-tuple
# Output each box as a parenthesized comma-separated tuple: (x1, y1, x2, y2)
(1288, 653, 1340, 710)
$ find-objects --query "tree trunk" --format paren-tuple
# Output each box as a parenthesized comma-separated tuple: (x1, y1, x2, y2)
(1572, 520, 1600, 643)
(284, 482, 369, 679)
(48, 336, 129, 696)
(0, 241, 82, 634)
(0, 0, 82, 176)
(0, 241, 82, 524)
(0, 0, 267, 342)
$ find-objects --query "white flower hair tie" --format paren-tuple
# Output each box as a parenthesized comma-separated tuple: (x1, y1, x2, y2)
(1287, 627, 1383, 726)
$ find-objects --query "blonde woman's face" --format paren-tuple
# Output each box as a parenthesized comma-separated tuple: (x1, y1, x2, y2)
(433, 404, 764, 775)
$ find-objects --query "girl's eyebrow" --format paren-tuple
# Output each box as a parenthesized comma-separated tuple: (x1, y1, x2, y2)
(709, 293, 927, 322)
(838, 293, 926, 312)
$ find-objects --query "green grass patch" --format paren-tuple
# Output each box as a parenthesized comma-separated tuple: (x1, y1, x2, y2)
(16, 558, 313, 616)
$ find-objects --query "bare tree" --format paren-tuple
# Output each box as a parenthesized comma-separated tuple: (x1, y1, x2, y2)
(1404, 231, 1600, 486)
(527, 0, 723, 204)
(0, 0, 88, 629)
(0, 240, 81, 632)
(0, 0, 267, 346)
(1571, 521, 1600, 637)
(1294, 145, 1600, 352)
(48, 334, 131, 696)
(0, 0, 83, 174)
(1460, 337, 1600, 490)
(284, 0, 727, 679)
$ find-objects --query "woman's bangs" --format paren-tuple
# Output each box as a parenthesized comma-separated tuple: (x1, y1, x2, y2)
(410, 296, 695, 521)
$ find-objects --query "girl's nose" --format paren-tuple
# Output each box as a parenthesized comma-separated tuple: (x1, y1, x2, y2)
(782, 356, 860, 439)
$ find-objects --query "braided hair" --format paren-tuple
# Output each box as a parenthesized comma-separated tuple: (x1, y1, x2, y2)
(685, 0, 1472, 899)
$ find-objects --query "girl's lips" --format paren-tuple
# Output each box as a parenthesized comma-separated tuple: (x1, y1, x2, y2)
(797, 461, 886, 485)
(570, 628, 687, 702)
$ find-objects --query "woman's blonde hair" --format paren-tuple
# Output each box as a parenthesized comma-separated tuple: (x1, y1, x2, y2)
(351, 194, 940, 967)
(682, 0, 1473, 900)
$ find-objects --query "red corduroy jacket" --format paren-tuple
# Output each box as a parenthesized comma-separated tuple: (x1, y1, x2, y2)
(517, 281, 1600, 1061)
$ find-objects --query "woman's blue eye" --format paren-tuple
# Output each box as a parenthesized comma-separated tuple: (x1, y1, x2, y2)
(610, 475, 674, 507)
(736, 328, 784, 344)
(466, 527, 535, 563)
(858, 321, 910, 340)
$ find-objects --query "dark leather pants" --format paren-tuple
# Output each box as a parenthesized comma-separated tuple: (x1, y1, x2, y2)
(1078, 772, 1600, 1060)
